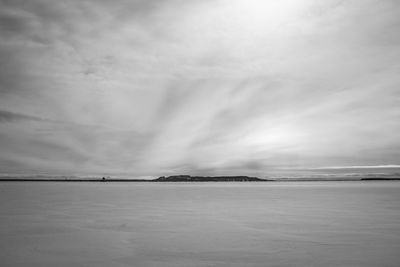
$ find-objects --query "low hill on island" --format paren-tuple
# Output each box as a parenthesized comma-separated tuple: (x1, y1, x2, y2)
(154, 175, 271, 182)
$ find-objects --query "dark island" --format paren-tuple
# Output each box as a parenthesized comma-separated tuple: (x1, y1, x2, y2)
(154, 175, 271, 182)
(361, 177, 400, 181)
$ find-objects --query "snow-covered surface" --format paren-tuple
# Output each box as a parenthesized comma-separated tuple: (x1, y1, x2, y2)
(1, 181, 399, 267)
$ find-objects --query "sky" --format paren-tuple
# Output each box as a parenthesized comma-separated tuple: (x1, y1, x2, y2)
(0, 0, 399, 178)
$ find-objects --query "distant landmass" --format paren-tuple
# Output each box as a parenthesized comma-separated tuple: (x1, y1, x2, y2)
(154, 175, 271, 182)
(360, 177, 400, 181)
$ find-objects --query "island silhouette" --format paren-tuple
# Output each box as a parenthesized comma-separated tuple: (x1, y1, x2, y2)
(155, 175, 271, 182)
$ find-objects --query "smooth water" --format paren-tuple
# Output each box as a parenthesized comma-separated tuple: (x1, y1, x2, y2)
(0, 181, 399, 267)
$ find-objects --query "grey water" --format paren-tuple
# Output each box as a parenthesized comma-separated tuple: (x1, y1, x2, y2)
(0, 181, 399, 267)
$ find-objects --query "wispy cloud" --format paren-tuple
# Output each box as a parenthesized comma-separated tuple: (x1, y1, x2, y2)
(308, 165, 400, 170)
(0, 0, 399, 176)
(0, 109, 47, 123)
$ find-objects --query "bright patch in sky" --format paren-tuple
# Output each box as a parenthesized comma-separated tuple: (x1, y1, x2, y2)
(230, 0, 305, 28)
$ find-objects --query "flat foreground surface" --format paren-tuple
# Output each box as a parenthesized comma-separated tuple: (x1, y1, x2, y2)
(0, 182, 399, 267)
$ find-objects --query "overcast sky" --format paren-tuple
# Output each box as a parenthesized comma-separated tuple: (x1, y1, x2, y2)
(0, 0, 399, 177)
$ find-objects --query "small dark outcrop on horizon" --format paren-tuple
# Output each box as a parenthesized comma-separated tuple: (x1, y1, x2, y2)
(361, 177, 400, 181)
(154, 175, 272, 182)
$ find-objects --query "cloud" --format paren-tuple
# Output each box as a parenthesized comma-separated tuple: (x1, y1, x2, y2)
(308, 165, 400, 170)
(0, 109, 47, 123)
(0, 0, 399, 176)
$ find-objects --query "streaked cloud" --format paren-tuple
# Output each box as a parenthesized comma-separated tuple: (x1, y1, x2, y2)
(308, 165, 400, 170)
(0, 109, 47, 123)
(0, 0, 399, 177)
